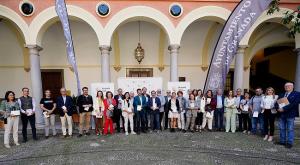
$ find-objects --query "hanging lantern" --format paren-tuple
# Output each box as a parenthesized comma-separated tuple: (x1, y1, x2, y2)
(134, 21, 144, 64)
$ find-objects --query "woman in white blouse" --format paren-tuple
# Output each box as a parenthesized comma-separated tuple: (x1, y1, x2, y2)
(224, 90, 237, 133)
(168, 92, 180, 132)
(261, 87, 278, 142)
(122, 92, 136, 135)
(92, 91, 105, 136)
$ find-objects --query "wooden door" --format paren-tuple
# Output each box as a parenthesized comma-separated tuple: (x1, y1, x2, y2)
(41, 70, 64, 100)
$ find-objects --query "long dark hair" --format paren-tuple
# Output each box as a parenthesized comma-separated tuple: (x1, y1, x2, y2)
(96, 90, 104, 100)
(124, 92, 130, 100)
(106, 91, 113, 98)
(5, 91, 16, 102)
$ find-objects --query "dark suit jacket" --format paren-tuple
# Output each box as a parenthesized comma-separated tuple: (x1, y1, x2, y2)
(133, 95, 147, 113)
(276, 91, 300, 118)
(168, 99, 180, 112)
(114, 95, 124, 110)
(147, 97, 161, 113)
(56, 96, 73, 116)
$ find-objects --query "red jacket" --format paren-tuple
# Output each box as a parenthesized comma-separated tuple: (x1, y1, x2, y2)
(103, 98, 116, 118)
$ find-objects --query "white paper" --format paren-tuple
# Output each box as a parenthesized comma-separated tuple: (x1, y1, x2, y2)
(206, 98, 211, 104)
(253, 111, 259, 118)
(84, 106, 89, 111)
(190, 103, 195, 108)
(26, 109, 33, 116)
(137, 105, 142, 111)
(43, 112, 50, 118)
(62, 106, 67, 110)
(279, 103, 286, 109)
(243, 105, 249, 112)
(11, 110, 20, 116)
(153, 103, 157, 109)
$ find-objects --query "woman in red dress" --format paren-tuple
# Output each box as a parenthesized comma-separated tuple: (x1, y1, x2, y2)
(103, 91, 116, 135)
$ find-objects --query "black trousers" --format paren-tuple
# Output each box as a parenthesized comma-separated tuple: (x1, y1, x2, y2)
(238, 113, 243, 131)
(114, 108, 124, 132)
(263, 109, 275, 136)
(164, 110, 169, 129)
(195, 112, 203, 126)
(21, 114, 37, 140)
(241, 113, 251, 131)
(159, 112, 164, 130)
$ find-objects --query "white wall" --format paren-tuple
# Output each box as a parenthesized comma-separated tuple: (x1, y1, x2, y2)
(0, 21, 31, 96)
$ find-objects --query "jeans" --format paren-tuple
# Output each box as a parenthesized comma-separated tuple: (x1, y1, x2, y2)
(214, 108, 224, 129)
(150, 111, 160, 130)
(251, 113, 264, 134)
(177, 111, 185, 129)
(279, 117, 295, 145)
(135, 110, 146, 133)
(21, 114, 36, 140)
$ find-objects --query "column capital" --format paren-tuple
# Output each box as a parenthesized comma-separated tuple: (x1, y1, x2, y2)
(99, 45, 112, 54)
(168, 44, 180, 51)
(237, 45, 248, 54)
(26, 45, 43, 56)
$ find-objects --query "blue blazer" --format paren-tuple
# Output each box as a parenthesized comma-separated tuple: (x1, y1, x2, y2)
(147, 97, 161, 112)
(133, 95, 147, 113)
(56, 96, 73, 116)
(276, 91, 300, 118)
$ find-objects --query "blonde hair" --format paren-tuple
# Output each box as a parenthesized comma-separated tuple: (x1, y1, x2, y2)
(265, 87, 275, 99)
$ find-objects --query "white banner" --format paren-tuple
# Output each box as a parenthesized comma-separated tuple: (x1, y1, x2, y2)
(167, 82, 190, 98)
(118, 77, 163, 95)
(90, 83, 114, 99)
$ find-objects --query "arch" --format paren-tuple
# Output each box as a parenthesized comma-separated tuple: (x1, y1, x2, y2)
(29, 5, 103, 46)
(175, 6, 231, 45)
(240, 8, 294, 46)
(102, 6, 175, 45)
(0, 5, 30, 44)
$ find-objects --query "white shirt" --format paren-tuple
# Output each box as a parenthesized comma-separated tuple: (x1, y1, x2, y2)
(171, 99, 177, 113)
(261, 95, 278, 109)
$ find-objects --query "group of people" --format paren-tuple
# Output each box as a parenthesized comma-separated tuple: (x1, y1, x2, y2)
(0, 82, 299, 149)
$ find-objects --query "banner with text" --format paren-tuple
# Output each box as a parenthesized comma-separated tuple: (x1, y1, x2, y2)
(204, 0, 272, 92)
(55, 0, 81, 95)
(90, 83, 114, 100)
(118, 77, 163, 95)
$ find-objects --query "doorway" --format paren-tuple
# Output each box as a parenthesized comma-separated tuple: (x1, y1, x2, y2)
(41, 69, 64, 99)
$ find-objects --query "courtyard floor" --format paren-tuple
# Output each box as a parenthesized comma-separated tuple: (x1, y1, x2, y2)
(0, 128, 299, 165)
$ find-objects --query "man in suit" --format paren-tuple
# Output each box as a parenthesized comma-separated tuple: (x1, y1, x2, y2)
(214, 89, 225, 131)
(114, 88, 124, 133)
(77, 87, 93, 137)
(133, 88, 147, 134)
(56, 88, 74, 138)
(164, 90, 171, 129)
(235, 88, 244, 132)
(148, 90, 161, 133)
(142, 87, 150, 131)
(275, 82, 300, 149)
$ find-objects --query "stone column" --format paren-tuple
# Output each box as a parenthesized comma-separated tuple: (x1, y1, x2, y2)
(295, 48, 300, 91)
(234, 46, 247, 91)
(168, 44, 180, 82)
(27, 45, 43, 128)
(100, 45, 112, 82)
